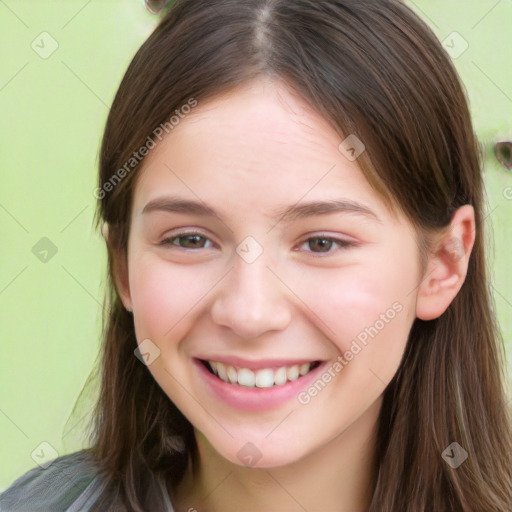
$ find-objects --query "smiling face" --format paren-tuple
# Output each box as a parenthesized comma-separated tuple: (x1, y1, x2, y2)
(117, 78, 425, 468)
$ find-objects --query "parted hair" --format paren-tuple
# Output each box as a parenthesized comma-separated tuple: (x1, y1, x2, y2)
(79, 1, 512, 510)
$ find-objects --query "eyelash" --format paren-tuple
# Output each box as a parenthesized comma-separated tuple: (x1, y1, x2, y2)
(158, 231, 357, 256)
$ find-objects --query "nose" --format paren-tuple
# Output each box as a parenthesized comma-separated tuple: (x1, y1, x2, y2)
(210, 254, 293, 340)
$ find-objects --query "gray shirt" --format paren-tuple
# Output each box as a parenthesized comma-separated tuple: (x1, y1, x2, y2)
(0, 450, 175, 511)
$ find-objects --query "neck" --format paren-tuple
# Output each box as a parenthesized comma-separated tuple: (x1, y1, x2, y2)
(172, 398, 381, 512)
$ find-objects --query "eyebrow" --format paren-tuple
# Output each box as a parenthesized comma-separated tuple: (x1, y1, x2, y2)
(141, 196, 381, 223)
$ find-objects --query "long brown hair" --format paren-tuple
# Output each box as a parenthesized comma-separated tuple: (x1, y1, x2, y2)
(81, 0, 512, 509)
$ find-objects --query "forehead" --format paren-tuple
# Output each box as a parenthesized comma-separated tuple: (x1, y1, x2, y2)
(196, 79, 336, 134)
(132, 79, 389, 222)
(142, 78, 342, 165)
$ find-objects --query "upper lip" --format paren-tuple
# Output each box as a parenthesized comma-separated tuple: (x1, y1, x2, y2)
(196, 356, 323, 370)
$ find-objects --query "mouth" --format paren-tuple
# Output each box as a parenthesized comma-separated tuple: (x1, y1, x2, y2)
(200, 359, 322, 388)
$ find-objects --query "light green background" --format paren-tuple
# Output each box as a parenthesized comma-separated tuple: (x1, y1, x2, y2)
(1, 0, 511, 490)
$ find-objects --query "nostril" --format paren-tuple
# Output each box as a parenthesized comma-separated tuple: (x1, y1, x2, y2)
(494, 141, 512, 171)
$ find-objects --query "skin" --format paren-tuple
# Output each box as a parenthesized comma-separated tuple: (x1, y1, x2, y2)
(115, 78, 476, 512)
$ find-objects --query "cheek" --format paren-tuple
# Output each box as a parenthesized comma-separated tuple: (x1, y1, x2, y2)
(295, 250, 418, 370)
(129, 255, 214, 342)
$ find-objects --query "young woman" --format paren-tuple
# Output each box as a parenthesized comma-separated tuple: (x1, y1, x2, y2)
(1, 0, 511, 510)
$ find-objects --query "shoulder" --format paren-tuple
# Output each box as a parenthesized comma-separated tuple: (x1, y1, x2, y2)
(0, 449, 105, 512)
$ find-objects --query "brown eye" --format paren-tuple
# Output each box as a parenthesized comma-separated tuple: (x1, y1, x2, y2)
(160, 233, 212, 249)
(494, 141, 512, 171)
(308, 238, 335, 253)
(177, 235, 206, 249)
(298, 236, 356, 256)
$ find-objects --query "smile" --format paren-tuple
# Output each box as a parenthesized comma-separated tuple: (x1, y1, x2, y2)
(202, 360, 322, 388)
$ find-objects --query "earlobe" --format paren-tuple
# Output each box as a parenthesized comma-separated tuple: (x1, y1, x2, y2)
(415, 205, 476, 321)
(101, 222, 109, 241)
(115, 253, 133, 313)
(117, 264, 133, 312)
(103, 223, 133, 313)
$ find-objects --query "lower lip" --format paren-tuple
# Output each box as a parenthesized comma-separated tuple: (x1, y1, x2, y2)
(194, 359, 328, 411)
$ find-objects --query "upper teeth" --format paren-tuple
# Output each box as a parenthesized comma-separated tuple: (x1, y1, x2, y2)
(208, 361, 313, 388)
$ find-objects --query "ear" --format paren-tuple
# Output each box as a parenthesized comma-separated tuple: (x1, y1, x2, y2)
(103, 222, 133, 312)
(415, 205, 476, 321)
(114, 252, 133, 313)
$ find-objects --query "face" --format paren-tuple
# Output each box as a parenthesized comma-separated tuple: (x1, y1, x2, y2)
(120, 79, 424, 468)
